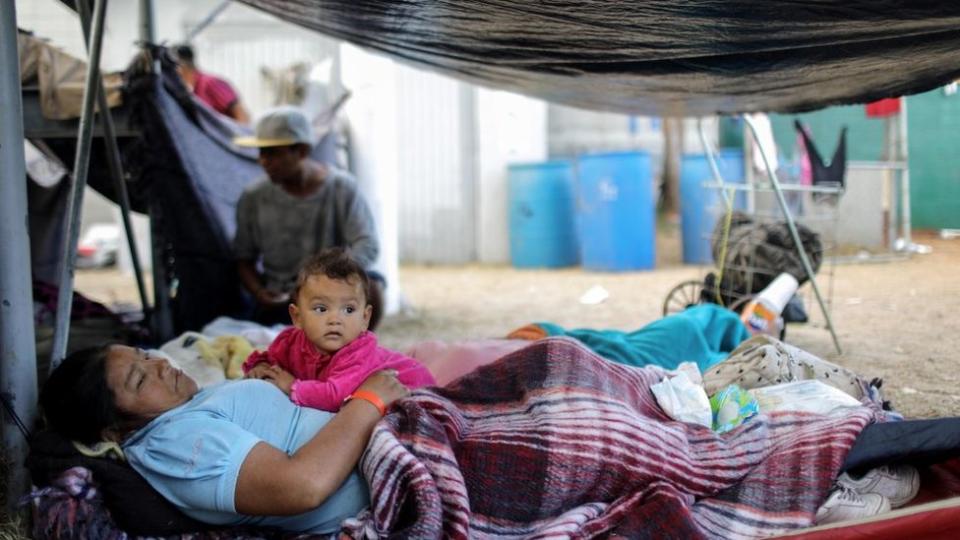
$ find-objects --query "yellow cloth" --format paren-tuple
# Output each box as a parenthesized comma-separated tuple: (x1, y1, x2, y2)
(72, 440, 125, 461)
(196, 335, 254, 379)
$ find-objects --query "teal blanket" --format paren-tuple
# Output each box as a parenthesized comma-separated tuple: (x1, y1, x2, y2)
(537, 304, 750, 372)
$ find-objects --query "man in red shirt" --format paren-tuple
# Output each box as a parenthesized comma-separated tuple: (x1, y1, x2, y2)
(174, 44, 251, 124)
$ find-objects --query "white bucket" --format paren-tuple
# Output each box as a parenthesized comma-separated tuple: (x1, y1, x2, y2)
(756, 273, 800, 315)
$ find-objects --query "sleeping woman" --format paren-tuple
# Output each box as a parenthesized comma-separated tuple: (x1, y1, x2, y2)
(40, 344, 407, 534)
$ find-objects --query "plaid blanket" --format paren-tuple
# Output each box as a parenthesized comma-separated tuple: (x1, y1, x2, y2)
(342, 337, 878, 539)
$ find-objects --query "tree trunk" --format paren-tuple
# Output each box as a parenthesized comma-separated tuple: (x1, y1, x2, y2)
(661, 117, 683, 214)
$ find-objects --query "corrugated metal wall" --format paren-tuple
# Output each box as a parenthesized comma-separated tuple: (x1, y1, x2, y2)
(395, 66, 477, 264)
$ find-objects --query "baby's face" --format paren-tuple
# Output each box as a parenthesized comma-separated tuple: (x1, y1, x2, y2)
(291, 274, 372, 356)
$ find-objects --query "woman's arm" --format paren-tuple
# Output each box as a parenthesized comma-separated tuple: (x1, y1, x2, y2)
(233, 370, 407, 515)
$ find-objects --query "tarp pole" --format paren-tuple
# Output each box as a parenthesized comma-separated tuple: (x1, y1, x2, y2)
(139, 0, 175, 340)
(898, 100, 912, 249)
(139, 0, 156, 43)
(0, 0, 39, 513)
(743, 114, 843, 355)
(697, 117, 732, 211)
(76, 0, 151, 317)
(49, 0, 110, 372)
(185, 0, 232, 42)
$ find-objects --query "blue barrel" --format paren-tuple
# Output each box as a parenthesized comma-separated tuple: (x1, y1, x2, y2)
(576, 151, 655, 271)
(680, 150, 746, 265)
(508, 160, 579, 268)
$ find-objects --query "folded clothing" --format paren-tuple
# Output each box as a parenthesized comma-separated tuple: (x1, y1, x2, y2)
(703, 334, 872, 400)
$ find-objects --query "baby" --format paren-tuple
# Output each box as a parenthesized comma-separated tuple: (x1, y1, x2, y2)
(243, 248, 435, 411)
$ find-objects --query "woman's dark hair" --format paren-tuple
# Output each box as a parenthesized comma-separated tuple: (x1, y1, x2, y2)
(40, 344, 124, 444)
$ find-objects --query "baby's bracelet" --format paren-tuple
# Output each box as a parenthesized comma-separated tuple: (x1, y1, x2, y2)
(344, 390, 387, 416)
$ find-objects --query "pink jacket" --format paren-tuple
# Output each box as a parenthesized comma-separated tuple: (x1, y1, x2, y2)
(243, 328, 435, 411)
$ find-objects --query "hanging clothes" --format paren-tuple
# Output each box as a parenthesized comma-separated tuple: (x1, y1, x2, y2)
(794, 120, 847, 201)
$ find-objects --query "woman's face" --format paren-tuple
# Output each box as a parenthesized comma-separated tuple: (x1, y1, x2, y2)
(104, 345, 199, 424)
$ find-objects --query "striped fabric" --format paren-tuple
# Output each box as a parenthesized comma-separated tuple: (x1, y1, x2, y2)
(342, 337, 877, 539)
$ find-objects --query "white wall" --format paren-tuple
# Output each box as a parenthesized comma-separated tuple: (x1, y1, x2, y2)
(340, 44, 401, 313)
(476, 90, 548, 263)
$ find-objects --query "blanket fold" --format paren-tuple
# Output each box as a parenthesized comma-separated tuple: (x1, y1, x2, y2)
(343, 337, 878, 539)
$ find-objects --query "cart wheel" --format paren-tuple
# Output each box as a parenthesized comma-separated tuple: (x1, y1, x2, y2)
(663, 280, 705, 316)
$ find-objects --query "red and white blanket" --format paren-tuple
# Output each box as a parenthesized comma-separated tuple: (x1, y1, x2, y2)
(342, 337, 877, 539)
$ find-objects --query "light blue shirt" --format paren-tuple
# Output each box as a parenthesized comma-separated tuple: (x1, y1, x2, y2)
(123, 379, 369, 533)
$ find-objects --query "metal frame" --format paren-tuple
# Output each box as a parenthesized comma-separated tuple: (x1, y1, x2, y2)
(185, 0, 233, 42)
(0, 0, 39, 514)
(49, 0, 111, 371)
(1, 0, 158, 512)
(741, 114, 843, 354)
(75, 0, 151, 330)
(697, 116, 843, 354)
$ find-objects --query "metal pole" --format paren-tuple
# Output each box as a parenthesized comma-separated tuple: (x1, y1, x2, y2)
(139, 0, 174, 338)
(898, 99, 912, 249)
(0, 1, 39, 513)
(697, 117, 732, 211)
(150, 202, 174, 341)
(743, 114, 843, 355)
(185, 0, 232, 42)
(49, 0, 110, 372)
(139, 0, 156, 43)
(76, 0, 151, 316)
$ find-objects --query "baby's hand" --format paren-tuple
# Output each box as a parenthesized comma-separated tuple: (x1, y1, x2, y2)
(262, 365, 296, 396)
(245, 362, 273, 380)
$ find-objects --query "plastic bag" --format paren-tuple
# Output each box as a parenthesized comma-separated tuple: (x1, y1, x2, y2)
(651, 372, 712, 428)
(748, 380, 862, 416)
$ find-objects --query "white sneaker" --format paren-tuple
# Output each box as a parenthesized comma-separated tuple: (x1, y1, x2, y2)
(838, 465, 920, 509)
(815, 485, 891, 524)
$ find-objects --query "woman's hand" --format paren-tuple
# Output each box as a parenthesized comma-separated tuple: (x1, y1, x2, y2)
(235, 371, 409, 516)
(357, 369, 410, 408)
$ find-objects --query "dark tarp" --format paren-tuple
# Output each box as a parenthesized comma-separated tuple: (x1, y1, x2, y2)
(34, 47, 348, 335)
(35, 49, 261, 333)
(238, 0, 960, 115)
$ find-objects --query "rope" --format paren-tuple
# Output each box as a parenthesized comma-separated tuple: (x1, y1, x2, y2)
(713, 186, 737, 306)
(1, 392, 32, 442)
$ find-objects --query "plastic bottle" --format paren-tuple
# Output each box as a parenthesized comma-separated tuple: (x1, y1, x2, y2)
(740, 273, 799, 337)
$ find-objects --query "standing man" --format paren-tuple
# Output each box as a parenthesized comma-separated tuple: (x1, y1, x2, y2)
(174, 44, 251, 124)
(233, 107, 383, 327)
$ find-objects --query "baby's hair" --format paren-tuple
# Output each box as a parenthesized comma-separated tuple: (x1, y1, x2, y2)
(292, 247, 372, 305)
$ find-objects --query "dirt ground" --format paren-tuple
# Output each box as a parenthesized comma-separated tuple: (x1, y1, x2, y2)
(75, 227, 960, 419)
